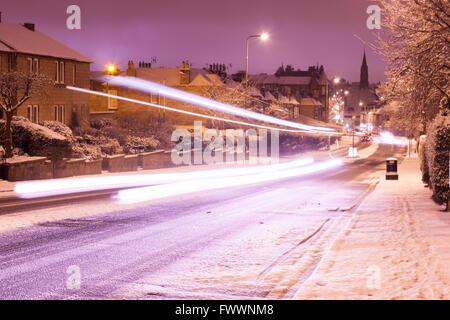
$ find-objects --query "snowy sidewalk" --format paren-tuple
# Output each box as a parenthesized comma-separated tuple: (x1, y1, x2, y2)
(294, 157, 450, 300)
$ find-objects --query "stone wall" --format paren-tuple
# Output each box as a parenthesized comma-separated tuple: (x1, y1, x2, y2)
(0, 149, 189, 182)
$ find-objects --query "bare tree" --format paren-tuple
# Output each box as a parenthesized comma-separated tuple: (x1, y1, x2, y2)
(0, 71, 51, 157)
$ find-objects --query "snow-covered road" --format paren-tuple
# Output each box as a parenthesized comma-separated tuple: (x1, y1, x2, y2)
(0, 144, 407, 299)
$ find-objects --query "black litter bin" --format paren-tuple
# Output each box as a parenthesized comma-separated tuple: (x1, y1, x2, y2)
(386, 157, 398, 180)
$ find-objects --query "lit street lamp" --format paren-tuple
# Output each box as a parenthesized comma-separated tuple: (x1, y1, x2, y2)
(245, 33, 269, 87)
(106, 64, 118, 110)
(106, 64, 118, 75)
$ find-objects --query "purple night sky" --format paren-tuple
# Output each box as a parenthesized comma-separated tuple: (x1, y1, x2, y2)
(1, 0, 386, 83)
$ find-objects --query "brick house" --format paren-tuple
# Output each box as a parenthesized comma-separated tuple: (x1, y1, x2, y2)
(90, 60, 225, 127)
(249, 65, 330, 122)
(0, 14, 92, 126)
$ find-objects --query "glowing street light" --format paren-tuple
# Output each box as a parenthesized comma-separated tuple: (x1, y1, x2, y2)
(333, 77, 340, 84)
(245, 32, 269, 87)
(344, 90, 349, 95)
(106, 64, 117, 75)
(260, 32, 269, 41)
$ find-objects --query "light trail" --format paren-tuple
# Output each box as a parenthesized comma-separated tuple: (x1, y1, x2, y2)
(375, 132, 408, 146)
(97, 76, 338, 133)
(116, 159, 343, 204)
(67, 86, 335, 135)
(14, 157, 314, 198)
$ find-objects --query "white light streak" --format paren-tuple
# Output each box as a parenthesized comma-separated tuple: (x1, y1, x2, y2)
(67, 86, 335, 135)
(375, 132, 408, 146)
(98, 76, 336, 133)
(117, 159, 343, 204)
(15, 157, 314, 198)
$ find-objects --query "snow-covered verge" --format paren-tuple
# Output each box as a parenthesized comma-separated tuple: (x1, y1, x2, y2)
(294, 158, 450, 299)
(0, 117, 72, 160)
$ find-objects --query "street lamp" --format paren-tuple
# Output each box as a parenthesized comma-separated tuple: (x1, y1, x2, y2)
(106, 64, 118, 110)
(107, 64, 117, 75)
(333, 77, 340, 84)
(245, 33, 269, 87)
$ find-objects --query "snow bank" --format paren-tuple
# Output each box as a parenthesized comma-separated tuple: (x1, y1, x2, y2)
(0, 117, 72, 160)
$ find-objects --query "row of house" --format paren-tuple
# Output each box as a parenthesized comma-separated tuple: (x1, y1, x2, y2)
(0, 14, 92, 126)
(0, 14, 333, 129)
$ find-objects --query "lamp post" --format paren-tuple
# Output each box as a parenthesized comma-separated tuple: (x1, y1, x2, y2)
(106, 64, 117, 110)
(245, 33, 269, 87)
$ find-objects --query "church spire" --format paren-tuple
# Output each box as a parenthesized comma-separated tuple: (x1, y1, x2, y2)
(360, 50, 369, 89)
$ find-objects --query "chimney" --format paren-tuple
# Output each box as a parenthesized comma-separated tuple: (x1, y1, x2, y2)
(24, 23, 35, 31)
(180, 60, 190, 85)
(127, 60, 136, 77)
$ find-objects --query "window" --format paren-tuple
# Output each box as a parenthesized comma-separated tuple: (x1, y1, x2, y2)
(54, 61, 65, 83)
(27, 58, 39, 74)
(54, 61, 59, 82)
(59, 61, 65, 83)
(150, 92, 161, 104)
(72, 64, 76, 85)
(54, 105, 65, 123)
(27, 105, 39, 123)
(107, 90, 118, 110)
(33, 58, 39, 74)
(27, 105, 32, 120)
(27, 58, 32, 74)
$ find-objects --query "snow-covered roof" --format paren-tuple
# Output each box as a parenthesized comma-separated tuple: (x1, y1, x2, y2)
(299, 98, 323, 106)
(247, 86, 263, 98)
(289, 97, 300, 105)
(249, 74, 311, 85)
(225, 79, 243, 89)
(134, 68, 181, 86)
(0, 21, 93, 63)
(264, 91, 276, 101)
(279, 95, 290, 104)
(189, 73, 224, 87)
(249, 74, 279, 84)
(277, 76, 311, 85)
(0, 41, 12, 52)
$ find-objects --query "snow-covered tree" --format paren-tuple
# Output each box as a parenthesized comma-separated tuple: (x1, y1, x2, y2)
(374, 0, 449, 137)
(0, 71, 51, 157)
